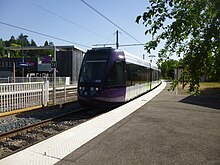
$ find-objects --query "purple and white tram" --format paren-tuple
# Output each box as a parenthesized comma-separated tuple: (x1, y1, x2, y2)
(77, 47, 161, 108)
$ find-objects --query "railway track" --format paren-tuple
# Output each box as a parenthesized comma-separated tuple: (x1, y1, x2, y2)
(0, 108, 84, 140)
(0, 105, 107, 159)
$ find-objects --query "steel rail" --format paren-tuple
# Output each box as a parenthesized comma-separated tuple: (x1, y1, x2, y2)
(0, 108, 85, 140)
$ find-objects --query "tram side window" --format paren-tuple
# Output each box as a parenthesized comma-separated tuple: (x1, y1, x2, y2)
(126, 63, 151, 86)
(106, 61, 125, 87)
(152, 70, 155, 81)
(152, 70, 159, 81)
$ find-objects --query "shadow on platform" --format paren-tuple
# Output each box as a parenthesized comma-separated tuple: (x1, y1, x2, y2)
(179, 94, 220, 111)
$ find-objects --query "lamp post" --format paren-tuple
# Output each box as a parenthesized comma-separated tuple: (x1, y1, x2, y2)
(21, 35, 28, 77)
(53, 46, 57, 105)
(149, 55, 155, 90)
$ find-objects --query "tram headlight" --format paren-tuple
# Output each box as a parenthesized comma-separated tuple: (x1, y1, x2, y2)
(79, 86, 85, 90)
(90, 87, 95, 95)
(90, 87, 99, 91)
(79, 86, 98, 96)
(90, 87, 98, 95)
(90, 87, 94, 91)
(79, 86, 85, 95)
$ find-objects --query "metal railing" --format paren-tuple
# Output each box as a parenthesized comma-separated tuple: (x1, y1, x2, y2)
(0, 81, 49, 114)
(0, 78, 11, 84)
(0, 77, 77, 87)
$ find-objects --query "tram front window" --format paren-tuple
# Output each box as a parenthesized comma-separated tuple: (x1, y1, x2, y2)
(79, 60, 107, 83)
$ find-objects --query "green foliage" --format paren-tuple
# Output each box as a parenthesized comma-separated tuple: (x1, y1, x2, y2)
(17, 33, 30, 47)
(31, 39, 37, 46)
(0, 39, 6, 57)
(0, 34, 54, 58)
(168, 79, 178, 91)
(137, 0, 220, 94)
(10, 43, 21, 58)
(159, 59, 178, 79)
(44, 41, 49, 46)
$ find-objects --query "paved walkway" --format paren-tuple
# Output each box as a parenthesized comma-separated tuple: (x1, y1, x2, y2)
(56, 83, 220, 165)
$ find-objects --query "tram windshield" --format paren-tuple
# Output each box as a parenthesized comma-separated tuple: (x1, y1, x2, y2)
(79, 60, 107, 83)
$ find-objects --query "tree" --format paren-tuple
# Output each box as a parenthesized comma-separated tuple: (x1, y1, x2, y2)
(8, 36, 16, 46)
(159, 59, 178, 79)
(10, 43, 21, 58)
(0, 39, 6, 57)
(17, 33, 30, 47)
(44, 41, 49, 46)
(136, 0, 220, 94)
(30, 39, 37, 46)
(38, 40, 53, 58)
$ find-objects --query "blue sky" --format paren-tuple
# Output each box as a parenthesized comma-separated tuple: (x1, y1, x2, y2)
(0, 0, 161, 64)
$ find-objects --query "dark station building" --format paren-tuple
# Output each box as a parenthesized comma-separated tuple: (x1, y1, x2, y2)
(56, 46, 84, 83)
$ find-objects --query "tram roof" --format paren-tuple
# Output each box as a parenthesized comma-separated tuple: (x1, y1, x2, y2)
(124, 51, 160, 71)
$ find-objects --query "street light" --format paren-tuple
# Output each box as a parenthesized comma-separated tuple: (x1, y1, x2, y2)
(21, 35, 28, 77)
(53, 46, 57, 105)
(149, 55, 155, 63)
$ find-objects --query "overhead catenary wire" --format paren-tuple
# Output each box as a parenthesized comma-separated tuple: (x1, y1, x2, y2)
(29, 1, 113, 43)
(120, 43, 145, 47)
(80, 0, 143, 45)
(96, 32, 116, 46)
(0, 21, 90, 48)
(29, 1, 145, 48)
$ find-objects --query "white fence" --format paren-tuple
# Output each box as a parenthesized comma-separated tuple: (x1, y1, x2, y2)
(0, 77, 77, 87)
(0, 81, 49, 114)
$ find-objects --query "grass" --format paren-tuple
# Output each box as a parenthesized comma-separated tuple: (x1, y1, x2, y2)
(200, 82, 220, 89)
(177, 82, 220, 97)
(199, 82, 220, 96)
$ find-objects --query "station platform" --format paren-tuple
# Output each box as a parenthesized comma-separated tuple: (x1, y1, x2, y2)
(1, 81, 220, 165)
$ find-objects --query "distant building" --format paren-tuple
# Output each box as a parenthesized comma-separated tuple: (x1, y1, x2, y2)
(174, 67, 206, 82)
(174, 68, 183, 80)
(2, 45, 84, 82)
(0, 58, 38, 77)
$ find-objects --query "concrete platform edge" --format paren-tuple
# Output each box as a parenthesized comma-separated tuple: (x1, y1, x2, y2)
(0, 81, 166, 165)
